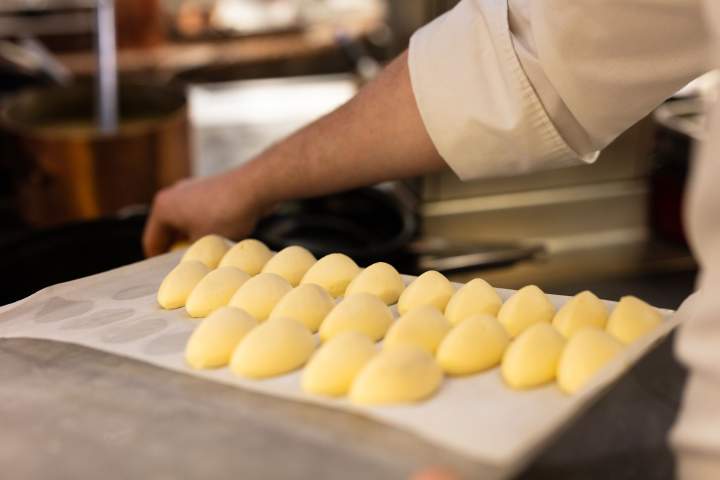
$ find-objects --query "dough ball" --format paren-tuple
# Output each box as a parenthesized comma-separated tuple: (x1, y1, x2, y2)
(261, 245, 317, 286)
(497, 285, 555, 338)
(230, 317, 315, 379)
(229, 273, 293, 321)
(397, 270, 454, 315)
(557, 328, 624, 394)
(157, 260, 210, 309)
(185, 266, 250, 318)
(345, 262, 405, 305)
(300, 253, 360, 298)
(501, 323, 565, 389)
(553, 290, 608, 338)
(219, 238, 273, 275)
(606, 295, 662, 344)
(182, 234, 230, 269)
(318, 293, 394, 342)
(436, 314, 510, 376)
(349, 345, 443, 405)
(384, 305, 450, 354)
(269, 283, 334, 332)
(444, 278, 502, 326)
(302, 332, 377, 397)
(185, 306, 257, 369)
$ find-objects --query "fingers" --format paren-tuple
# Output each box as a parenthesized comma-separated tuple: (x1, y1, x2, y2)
(143, 193, 177, 258)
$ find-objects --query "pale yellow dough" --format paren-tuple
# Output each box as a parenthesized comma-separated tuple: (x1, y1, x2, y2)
(318, 293, 393, 342)
(230, 317, 315, 379)
(269, 283, 334, 332)
(300, 253, 360, 297)
(261, 245, 316, 286)
(553, 290, 609, 338)
(219, 238, 273, 275)
(606, 295, 663, 344)
(384, 305, 450, 354)
(185, 266, 250, 318)
(497, 285, 556, 338)
(302, 332, 377, 397)
(397, 270, 454, 315)
(345, 262, 405, 305)
(350, 345, 443, 405)
(185, 306, 257, 369)
(501, 323, 565, 389)
(557, 328, 624, 394)
(444, 278, 502, 326)
(182, 234, 230, 269)
(436, 314, 510, 375)
(157, 260, 210, 309)
(228, 273, 293, 321)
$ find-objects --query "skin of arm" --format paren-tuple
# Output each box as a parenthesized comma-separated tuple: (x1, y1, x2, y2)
(143, 50, 446, 256)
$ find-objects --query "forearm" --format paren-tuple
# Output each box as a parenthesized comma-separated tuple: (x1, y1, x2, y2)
(232, 51, 445, 209)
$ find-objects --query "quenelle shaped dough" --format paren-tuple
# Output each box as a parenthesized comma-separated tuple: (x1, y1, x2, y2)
(397, 270, 454, 315)
(497, 285, 556, 338)
(230, 317, 315, 378)
(501, 323, 566, 389)
(557, 328, 624, 394)
(345, 262, 405, 305)
(553, 290, 609, 338)
(261, 245, 316, 286)
(384, 305, 450, 354)
(444, 278, 502, 326)
(606, 296, 663, 344)
(185, 306, 258, 369)
(436, 314, 510, 375)
(228, 273, 293, 321)
(182, 234, 230, 269)
(185, 266, 250, 318)
(269, 283, 334, 332)
(319, 293, 394, 342)
(157, 260, 211, 309)
(350, 345, 443, 405)
(219, 238, 273, 275)
(302, 332, 377, 397)
(300, 253, 360, 297)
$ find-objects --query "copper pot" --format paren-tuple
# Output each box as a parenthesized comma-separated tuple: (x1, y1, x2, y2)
(0, 82, 189, 227)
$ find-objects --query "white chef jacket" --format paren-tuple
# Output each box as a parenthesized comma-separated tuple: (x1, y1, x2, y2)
(408, 0, 720, 477)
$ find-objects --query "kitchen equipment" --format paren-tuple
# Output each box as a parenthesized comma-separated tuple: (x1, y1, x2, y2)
(0, 211, 145, 305)
(0, 82, 190, 227)
(0, 250, 677, 479)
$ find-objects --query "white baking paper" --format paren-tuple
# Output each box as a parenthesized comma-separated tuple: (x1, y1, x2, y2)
(0, 251, 677, 478)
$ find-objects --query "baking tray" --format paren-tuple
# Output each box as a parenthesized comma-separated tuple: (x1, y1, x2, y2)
(0, 251, 677, 479)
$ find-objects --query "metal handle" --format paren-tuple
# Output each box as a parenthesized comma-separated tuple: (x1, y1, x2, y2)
(95, 0, 118, 133)
(411, 239, 544, 273)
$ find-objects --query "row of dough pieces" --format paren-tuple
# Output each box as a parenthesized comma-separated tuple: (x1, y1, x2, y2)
(157, 235, 664, 405)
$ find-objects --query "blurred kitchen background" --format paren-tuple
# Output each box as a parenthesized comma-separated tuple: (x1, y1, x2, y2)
(0, 0, 707, 309)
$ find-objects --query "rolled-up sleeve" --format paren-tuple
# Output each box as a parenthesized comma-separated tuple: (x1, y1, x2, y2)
(409, 0, 709, 180)
(409, 0, 581, 180)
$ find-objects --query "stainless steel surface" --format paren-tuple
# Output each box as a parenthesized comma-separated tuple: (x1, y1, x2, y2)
(0, 338, 497, 480)
(95, 0, 118, 133)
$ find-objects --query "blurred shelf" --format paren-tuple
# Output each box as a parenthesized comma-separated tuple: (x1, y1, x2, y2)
(53, 7, 385, 80)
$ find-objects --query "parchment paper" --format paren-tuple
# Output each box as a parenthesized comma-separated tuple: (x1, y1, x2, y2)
(0, 251, 677, 478)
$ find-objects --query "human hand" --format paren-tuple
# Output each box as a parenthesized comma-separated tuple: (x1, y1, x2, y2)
(142, 169, 268, 257)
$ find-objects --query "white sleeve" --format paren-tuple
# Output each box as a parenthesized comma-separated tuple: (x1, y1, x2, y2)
(408, 0, 709, 180)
